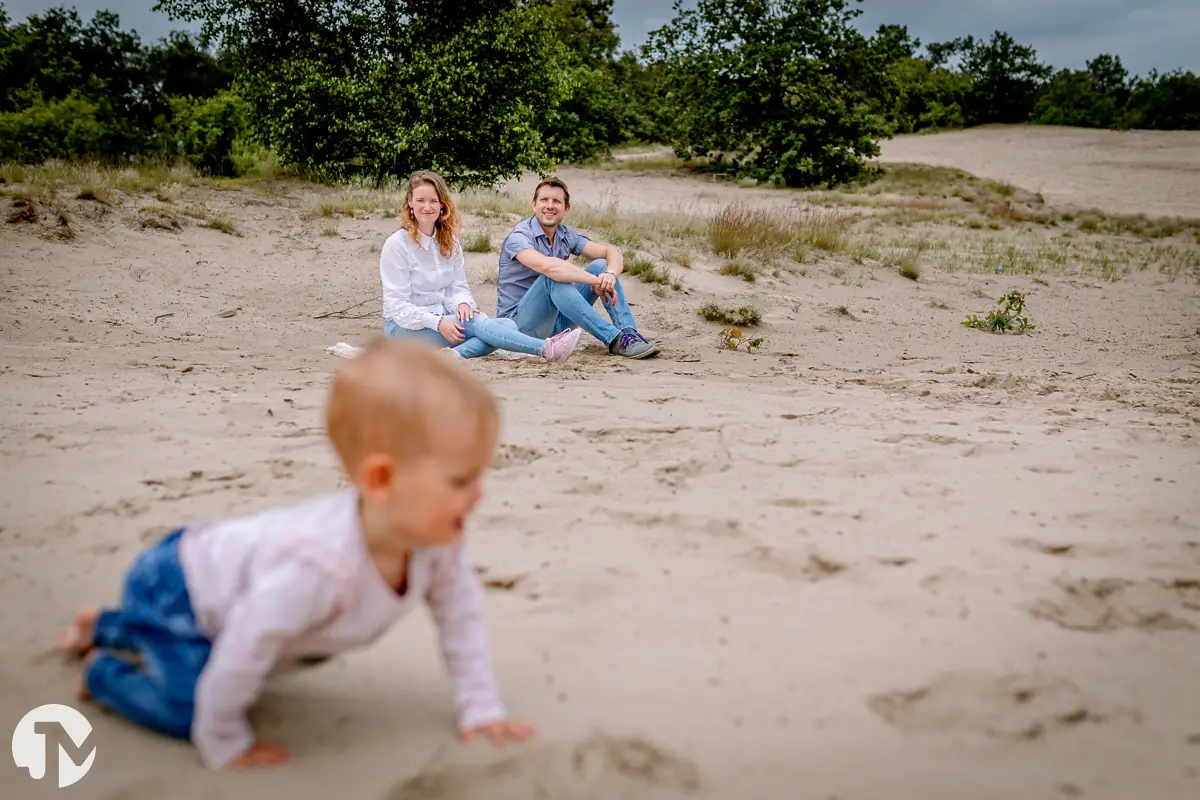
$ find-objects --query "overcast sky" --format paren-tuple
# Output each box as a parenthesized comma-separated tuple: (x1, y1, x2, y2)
(6, 0, 1197, 77)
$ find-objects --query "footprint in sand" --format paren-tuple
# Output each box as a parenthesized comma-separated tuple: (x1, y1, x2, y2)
(653, 459, 732, 489)
(475, 565, 633, 608)
(82, 498, 150, 519)
(1025, 464, 1074, 475)
(737, 545, 849, 583)
(492, 444, 542, 470)
(387, 730, 701, 800)
(1028, 576, 1200, 632)
(573, 425, 690, 444)
(879, 433, 971, 447)
(767, 497, 830, 510)
(605, 511, 747, 542)
(867, 672, 1117, 742)
(902, 481, 954, 499)
(1008, 537, 1119, 558)
(140, 469, 251, 501)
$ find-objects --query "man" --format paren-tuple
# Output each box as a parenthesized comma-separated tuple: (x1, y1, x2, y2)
(496, 177, 660, 359)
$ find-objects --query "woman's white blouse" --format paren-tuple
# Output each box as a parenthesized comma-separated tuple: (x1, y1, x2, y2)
(380, 228, 477, 330)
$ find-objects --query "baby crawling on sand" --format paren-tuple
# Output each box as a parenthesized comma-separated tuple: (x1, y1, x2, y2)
(55, 338, 535, 769)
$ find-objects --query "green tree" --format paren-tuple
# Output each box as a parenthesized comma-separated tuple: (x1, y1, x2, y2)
(537, 0, 625, 163)
(889, 57, 972, 132)
(954, 32, 1052, 125)
(1033, 68, 1115, 128)
(1126, 69, 1200, 130)
(644, 0, 895, 187)
(0, 7, 156, 155)
(155, 0, 570, 186)
(544, 0, 618, 66)
(609, 51, 672, 144)
(148, 30, 234, 101)
(868, 24, 971, 133)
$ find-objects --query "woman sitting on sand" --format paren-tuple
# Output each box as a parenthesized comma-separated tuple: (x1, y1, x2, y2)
(381, 170, 581, 363)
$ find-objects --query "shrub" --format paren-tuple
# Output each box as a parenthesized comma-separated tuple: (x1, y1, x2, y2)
(167, 91, 250, 177)
(0, 92, 109, 162)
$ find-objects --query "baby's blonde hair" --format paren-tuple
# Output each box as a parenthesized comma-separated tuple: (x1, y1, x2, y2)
(325, 338, 498, 474)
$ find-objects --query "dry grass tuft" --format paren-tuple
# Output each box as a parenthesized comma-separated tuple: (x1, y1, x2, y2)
(709, 202, 851, 258)
(137, 207, 182, 231)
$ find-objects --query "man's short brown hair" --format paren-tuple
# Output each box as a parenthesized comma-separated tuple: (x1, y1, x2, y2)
(533, 176, 570, 206)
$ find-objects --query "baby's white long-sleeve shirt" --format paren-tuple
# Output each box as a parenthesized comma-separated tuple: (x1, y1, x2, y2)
(177, 489, 505, 769)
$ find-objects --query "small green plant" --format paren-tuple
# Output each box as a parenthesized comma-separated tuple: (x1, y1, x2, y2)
(720, 327, 763, 353)
(463, 232, 491, 253)
(962, 291, 1034, 333)
(698, 301, 762, 327)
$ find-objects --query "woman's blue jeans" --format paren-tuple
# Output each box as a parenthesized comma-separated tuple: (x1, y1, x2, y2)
(384, 314, 544, 358)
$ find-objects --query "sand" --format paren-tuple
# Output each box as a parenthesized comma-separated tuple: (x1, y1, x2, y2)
(1, 125, 1198, 799)
(879, 124, 1200, 218)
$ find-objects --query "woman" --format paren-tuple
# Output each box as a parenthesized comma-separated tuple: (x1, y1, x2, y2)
(381, 170, 580, 363)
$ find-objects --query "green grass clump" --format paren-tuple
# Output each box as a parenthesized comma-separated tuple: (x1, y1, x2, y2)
(624, 255, 672, 285)
(463, 233, 491, 253)
(718, 258, 758, 283)
(697, 301, 762, 327)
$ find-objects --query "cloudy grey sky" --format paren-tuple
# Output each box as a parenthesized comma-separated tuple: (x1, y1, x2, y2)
(6, 0, 1197, 76)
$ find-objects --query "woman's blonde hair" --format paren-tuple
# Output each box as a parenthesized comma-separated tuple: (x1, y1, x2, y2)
(401, 170, 460, 258)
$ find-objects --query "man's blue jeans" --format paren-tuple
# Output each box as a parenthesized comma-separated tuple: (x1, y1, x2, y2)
(504, 259, 637, 345)
(384, 313, 544, 358)
(85, 528, 212, 740)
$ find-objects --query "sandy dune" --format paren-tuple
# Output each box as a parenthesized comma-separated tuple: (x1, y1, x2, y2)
(1, 127, 1198, 799)
(879, 125, 1200, 218)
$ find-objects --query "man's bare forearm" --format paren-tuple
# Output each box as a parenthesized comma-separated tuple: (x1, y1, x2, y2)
(535, 257, 601, 286)
(601, 245, 624, 276)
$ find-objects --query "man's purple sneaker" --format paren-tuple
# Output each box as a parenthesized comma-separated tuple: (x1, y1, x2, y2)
(608, 328, 660, 359)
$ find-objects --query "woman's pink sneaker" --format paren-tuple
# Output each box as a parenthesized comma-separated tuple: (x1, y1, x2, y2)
(541, 327, 582, 364)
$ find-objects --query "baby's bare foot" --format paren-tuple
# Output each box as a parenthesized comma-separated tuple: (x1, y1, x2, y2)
(55, 607, 99, 657)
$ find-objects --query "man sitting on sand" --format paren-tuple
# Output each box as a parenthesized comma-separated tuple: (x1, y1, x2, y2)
(496, 177, 661, 359)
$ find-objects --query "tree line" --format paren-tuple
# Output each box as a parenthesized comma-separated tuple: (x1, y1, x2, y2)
(2, 1, 1197, 190)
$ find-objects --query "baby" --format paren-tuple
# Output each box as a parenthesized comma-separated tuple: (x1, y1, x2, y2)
(55, 337, 535, 769)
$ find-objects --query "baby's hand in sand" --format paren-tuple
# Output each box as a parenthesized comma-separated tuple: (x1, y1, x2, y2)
(231, 741, 290, 770)
(460, 718, 536, 746)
